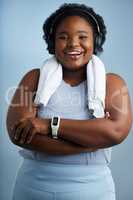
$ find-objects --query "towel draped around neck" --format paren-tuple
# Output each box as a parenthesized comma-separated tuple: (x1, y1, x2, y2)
(34, 55, 106, 118)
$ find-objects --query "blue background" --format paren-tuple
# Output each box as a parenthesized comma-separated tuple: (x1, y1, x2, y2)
(1, 0, 133, 200)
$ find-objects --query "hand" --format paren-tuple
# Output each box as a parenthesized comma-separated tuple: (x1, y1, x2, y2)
(13, 117, 51, 144)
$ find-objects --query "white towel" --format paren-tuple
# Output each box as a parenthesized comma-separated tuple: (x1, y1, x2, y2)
(34, 55, 106, 118)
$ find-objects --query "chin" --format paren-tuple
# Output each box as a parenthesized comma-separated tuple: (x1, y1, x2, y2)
(63, 63, 87, 71)
(57, 56, 90, 71)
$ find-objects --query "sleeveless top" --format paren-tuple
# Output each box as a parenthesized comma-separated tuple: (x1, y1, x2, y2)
(19, 79, 112, 165)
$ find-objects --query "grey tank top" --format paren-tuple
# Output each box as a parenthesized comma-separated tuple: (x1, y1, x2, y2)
(19, 79, 111, 165)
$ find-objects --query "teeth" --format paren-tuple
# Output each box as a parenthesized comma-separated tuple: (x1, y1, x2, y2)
(67, 51, 82, 55)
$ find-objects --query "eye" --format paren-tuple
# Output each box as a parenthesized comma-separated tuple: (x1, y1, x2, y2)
(58, 35, 68, 40)
(79, 35, 88, 40)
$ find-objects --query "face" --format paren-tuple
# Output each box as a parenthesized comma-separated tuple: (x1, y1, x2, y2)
(55, 15, 94, 71)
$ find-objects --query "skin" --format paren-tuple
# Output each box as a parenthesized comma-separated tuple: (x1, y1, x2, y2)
(6, 16, 132, 155)
(55, 16, 94, 85)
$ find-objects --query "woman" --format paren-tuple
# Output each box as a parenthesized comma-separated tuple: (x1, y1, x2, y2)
(6, 3, 132, 200)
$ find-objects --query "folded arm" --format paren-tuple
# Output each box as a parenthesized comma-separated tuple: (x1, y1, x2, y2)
(6, 69, 132, 154)
(6, 68, 97, 155)
(58, 73, 132, 148)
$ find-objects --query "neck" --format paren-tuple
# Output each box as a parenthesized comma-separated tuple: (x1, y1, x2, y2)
(63, 66, 87, 86)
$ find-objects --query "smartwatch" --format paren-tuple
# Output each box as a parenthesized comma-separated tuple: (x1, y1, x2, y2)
(51, 116, 60, 139)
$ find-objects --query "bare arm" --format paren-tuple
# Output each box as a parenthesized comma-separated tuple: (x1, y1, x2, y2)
(6, 68, 97, 155)
(7, 70, 132, 153)
(12, 134, 97, 155)
(57, 73, 132, 148)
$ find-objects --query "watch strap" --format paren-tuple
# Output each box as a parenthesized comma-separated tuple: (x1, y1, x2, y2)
(51, 116, 60, 139)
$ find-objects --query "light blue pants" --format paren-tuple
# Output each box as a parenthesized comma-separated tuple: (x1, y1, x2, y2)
(12, 159, 116, 200)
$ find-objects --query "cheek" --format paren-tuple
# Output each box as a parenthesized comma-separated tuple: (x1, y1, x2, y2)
(55, 41, 65, 54)
(88, 40, 94, 54)
(83, 43, 94, 56)
(55, 42, 65, 61)
(87, 46, 94, 55)
(82, 38, 94, 54)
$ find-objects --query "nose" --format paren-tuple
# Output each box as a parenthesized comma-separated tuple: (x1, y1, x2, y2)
(67, 37, 79, 48)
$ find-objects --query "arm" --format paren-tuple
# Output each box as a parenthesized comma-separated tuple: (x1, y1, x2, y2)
(57, 73, 132, 148)
(13, 134, 97, 155)
(6, 69, 97, 155)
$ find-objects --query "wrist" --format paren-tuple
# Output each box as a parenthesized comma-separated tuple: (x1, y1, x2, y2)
(51, 116, 60, 139)
(37, 118, 51, 136)
(46, 119, 51, 135)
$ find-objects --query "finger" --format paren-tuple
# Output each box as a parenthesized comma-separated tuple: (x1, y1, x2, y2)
(19, 123, 32, 144)
(15, 118, 31, 144)
(12, 119, 26, 139)
(13, 123, 24, 141)
(26, 128, 36, 144)
(13, 118, 28, 141)
(12, 121, 21, 139)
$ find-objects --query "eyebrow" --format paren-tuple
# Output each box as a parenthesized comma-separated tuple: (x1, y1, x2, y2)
(57, 30, 89, 35)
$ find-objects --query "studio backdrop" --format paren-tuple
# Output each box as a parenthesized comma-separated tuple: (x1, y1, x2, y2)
(1, 0, 133, 200)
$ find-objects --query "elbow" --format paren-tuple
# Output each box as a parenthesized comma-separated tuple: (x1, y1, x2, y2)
(113, 132, 127, 145)
(107, 117, 132, 146)
(115, 119, 132, 145)
(111, 127, 131, 145)
(112, 132, 124, 145)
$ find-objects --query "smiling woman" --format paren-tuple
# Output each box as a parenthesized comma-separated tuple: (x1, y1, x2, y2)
(6, 3, 132, 200)
(55, 16, 94, 79)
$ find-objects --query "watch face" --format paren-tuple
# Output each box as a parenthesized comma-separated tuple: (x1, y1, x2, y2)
(53, 117, 58, 125)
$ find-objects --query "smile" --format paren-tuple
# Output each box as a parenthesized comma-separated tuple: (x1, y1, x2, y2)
(65, 50, 84, 59)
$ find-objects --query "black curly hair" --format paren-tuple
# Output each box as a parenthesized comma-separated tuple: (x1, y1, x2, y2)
(43, 3, 107, 55)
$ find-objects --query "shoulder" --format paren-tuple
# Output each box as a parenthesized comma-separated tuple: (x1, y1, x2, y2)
(18, 68, 40, 91)
(20, 68, 40, 83)
(106, 72, 128, 96)
(105, 72, 130, 111)
(106, 72, 127, 86)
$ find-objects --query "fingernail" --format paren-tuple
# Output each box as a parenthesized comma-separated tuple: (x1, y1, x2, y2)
(14, 136, 18, 140)
(27, 139, 31, 144)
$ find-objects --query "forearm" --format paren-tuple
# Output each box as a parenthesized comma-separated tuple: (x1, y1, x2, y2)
(15, 116, 116, 154)
(13, 134, 97, 155)
(58, 118, 118, 148)
(7, 106, 97, 155)
(6, 104, 37, 137)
